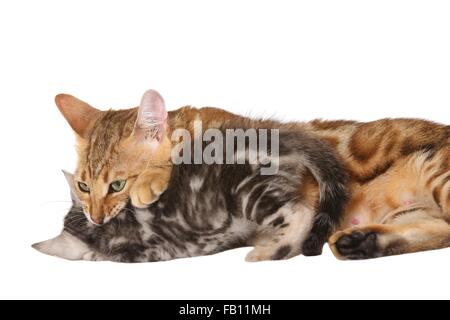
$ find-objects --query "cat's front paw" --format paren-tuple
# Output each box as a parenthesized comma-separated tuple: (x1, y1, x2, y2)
(329, 229, 379, 260)
(130, 180, 165, 208)
(130, 170, 170, 208)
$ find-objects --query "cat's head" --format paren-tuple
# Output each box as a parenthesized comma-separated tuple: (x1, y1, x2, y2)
(55, 90, 171, 225)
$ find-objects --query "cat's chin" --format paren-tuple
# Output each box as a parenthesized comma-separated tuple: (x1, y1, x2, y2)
(32, 231, 98, 261)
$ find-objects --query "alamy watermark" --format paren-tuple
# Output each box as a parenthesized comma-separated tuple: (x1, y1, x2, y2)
(170, 120, 279, 175)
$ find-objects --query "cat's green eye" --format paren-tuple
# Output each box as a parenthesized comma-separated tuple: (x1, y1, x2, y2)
(109, 180, 127, 193)
(78, 182, 90, 193)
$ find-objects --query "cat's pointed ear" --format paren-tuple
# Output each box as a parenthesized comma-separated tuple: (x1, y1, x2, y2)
(55, 94, 101, 139)
(62, 170, 82, 208)
(132, 89, 168, 149)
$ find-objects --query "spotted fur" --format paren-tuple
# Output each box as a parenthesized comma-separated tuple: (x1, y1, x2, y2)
(53, 90, 349, 255)
(34, 127, 348, 262)
(301, 119, 450, 259)
(53, 90, 450, 260)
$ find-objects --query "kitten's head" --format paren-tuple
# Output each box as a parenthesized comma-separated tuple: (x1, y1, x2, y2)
(55, 90, 171, 225)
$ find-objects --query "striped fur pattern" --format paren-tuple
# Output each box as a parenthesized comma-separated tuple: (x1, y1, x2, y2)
(301, 119, 450, 259)
(54, 92, 173, 226)
(34, 127, 348, 262)
(51, 91, 350, 258)
(51, 90, 450, 260)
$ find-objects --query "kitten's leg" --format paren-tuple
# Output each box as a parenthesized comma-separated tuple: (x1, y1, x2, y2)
(329, 207, 450, 260)
(130, 167, 172, 208)
(246, 203, 315, 262)
(32, 231, 103, 261)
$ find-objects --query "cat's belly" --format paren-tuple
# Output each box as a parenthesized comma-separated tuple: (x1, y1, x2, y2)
(339, 192, 429, 230)
(338, 151, 448, 231)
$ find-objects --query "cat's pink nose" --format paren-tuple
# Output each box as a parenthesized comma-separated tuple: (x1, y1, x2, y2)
(91, 216, 104, 225)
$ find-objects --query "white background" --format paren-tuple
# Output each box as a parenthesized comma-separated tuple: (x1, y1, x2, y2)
(1, 0, 450, 299)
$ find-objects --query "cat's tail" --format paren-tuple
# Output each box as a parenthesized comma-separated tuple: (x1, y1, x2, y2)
(286, 131, 349, 256)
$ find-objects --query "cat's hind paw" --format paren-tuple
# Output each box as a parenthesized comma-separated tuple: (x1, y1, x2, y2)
(329, 229, 379, 260)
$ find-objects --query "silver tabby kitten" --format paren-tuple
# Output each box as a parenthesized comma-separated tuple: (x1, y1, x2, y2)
(33, 128, 347, 262)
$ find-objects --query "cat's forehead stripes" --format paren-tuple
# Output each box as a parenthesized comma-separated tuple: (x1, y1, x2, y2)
(81, 170, 87, 182)
(102, 170, 109, 184)
(84, 109, 137, 180)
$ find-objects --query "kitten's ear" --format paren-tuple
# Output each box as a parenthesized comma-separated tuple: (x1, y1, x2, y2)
(62, 170, 82, 208)
(132, 89, 168, 149)
(55, 94, 101, 139)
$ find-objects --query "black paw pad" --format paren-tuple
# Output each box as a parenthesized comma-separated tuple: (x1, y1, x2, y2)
(335, 231, 379, 260)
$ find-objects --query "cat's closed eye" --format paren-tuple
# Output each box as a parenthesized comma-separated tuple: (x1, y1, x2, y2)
(109, 180, 126, 193)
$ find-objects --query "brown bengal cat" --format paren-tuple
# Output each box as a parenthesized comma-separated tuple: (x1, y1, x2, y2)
(304, 119, 450, 259)
(55, 89, 450, 260)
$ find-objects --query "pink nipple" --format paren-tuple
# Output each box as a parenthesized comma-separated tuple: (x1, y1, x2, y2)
(351, 218, 360, 225)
